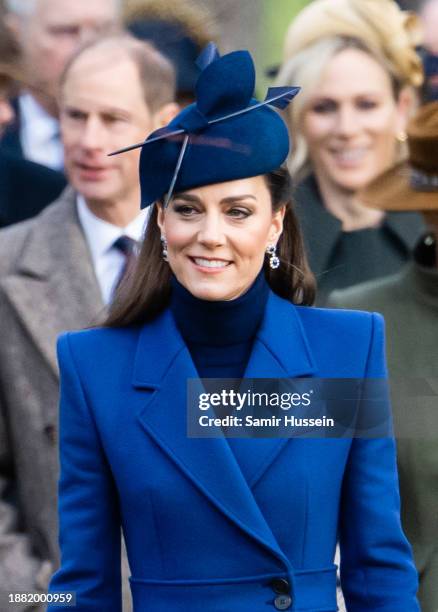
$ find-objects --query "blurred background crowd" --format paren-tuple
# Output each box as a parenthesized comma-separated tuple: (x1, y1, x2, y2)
(0, 0, 436, 611)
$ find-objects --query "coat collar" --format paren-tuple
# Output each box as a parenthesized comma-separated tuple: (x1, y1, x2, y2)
(133, 291, 316, 386)
(134, 292, 316, 568)
(294, 176, 340, 277)
(0, 188, 104, 374)
(384, 211, 426, 253)
(294, 174, 425, 275)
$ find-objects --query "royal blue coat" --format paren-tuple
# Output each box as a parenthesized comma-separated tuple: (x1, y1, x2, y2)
(48, 292, 419, 611)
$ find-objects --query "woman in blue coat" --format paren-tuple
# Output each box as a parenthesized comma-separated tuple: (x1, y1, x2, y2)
(48, 45, 419, 611)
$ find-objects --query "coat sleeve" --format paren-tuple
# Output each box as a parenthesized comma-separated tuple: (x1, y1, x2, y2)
(339, 312, 419, 611)
(47, 333, 122, 611)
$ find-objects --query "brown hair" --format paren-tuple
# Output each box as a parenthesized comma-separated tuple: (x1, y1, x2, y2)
(105, 167, 316, 328)
(60, 33, 176, 113)
(0, 15, 22, 95)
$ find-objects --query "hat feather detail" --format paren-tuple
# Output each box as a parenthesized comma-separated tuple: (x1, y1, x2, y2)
(264, 86, 300, 110)
(196, 41, 220, 70)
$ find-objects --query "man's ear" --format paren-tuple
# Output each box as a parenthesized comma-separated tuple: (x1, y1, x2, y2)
(152, 102, 180, 130)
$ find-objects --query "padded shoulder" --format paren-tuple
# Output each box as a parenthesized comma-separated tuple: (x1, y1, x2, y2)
(0, 188, 73, 276)
(296, 303, 376, 331)
(0, 219, 34, 275)
(57, 326, 141, 377)
(294, 305, 385, 378)
(327, 273, 404, 311)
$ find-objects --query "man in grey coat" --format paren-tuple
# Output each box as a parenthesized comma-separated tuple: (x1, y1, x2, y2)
(0, 34, 177, 610)
(328, 102, 438, 612)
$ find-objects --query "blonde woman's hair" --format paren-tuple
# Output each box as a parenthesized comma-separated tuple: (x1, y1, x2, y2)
(278, 36, 414, 183)
(282, 0, 423, 89)
(277, 0, 423, 182)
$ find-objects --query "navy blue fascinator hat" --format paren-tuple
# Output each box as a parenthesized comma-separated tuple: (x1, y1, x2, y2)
(109, 43, 300, 208)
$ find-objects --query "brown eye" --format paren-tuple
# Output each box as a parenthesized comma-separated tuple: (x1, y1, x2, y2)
(310, 100, 337, 114)
(356, 99, 379, 110)
(173, 204, 198, 216)
(227, 208, 251, 219)
(102, 114, 127, 126)
(66, 109, 86, 121)
(49, 26, 80, 37)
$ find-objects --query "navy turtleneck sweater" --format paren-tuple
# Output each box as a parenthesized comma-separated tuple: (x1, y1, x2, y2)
(170, 271, 269, 378)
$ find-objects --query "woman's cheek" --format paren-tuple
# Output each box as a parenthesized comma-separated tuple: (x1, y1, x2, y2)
(303, 114, 333, 144)
(361, 104, 398, 134)
(165, 224, 196, 248)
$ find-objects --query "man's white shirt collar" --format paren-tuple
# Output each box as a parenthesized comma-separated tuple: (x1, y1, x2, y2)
(19, 93, 64, 170)
(77, 195, 148, 304)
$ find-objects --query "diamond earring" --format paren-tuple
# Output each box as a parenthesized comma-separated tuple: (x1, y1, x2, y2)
(161, 236, 168, 262)
(266, 244, 280, 269)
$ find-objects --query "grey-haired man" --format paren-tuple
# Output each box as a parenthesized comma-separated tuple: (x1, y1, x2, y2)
(1, 0, 121, 169)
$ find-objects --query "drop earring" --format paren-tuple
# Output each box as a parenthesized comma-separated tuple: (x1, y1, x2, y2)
(161, 236, 168, 262)
(396, 131, 407, 144)
(266, 244, 280, 269)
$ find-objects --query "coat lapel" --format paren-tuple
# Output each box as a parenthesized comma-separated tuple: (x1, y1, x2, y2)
(135, 292, 316, 565)
(294, 176, 341, 278)
(0, 189, 104, 375)
(384, 211, 425, 253)
(229, 293, 317, 488)
(295, 177, 426, 278)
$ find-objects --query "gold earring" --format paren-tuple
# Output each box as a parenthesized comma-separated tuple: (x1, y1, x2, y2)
(396, 132, 407, 143)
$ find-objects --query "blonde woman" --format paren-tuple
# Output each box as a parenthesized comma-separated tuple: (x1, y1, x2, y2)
(278, 0, 426, 304)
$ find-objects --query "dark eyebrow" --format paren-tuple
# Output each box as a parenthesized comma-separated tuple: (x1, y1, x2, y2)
(172, 193, 257, 204)
(63, 105, 85, 115)
(220, 195, 257, 204)
(171, 193, 201, 203)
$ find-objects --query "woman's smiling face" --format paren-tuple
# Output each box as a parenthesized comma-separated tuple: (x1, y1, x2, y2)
(157, 175, 285, 301)
(302, 47, 409, 194)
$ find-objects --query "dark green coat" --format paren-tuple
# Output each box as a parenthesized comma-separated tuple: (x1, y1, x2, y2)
(328, 260, 438, 612)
